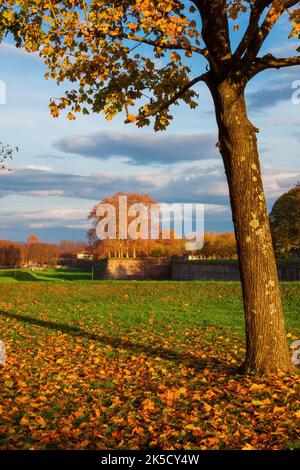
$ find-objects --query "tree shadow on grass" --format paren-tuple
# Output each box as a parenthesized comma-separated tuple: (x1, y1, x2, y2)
(0, 270, 40, 282)
(0, 310, 235, 374)
(36, 269, 92, 281)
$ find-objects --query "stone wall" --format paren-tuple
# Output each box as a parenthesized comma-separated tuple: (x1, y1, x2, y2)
(94, 259, 171, 281)
(172, 261, 300, 281)
(277, 265, 300, 282)
(92, 259, 300, 281)
(171, 261, 241, 281)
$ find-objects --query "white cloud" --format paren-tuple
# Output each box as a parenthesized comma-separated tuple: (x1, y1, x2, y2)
(265, 40, 299, 56)
(0, 42, 39, 61)
(55, 131, 218, 165)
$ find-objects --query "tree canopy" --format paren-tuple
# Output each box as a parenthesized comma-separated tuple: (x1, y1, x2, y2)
(88, 192, 185, 258)
(270, 184, 300, 256)
(1, 1, 299, 130)
(199, 232, 237, 259)
(27, 234, 41, 244)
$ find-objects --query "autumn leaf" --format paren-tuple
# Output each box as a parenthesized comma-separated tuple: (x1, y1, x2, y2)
(67, 112, 76, 121)
(127, 114, 136, 123)
(0, 281, 299, 450)
(242, 443, 256, 450)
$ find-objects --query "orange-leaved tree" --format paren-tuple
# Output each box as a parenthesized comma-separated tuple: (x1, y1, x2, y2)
(88, 192, 158, 259)
(1, 1, 299, 373)
(88, 192, 185, 258)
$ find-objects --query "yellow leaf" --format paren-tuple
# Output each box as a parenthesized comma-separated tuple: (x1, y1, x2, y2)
(249, 383, 264, 392)
(127, 114, 136, 123)
(20, 416, 29, 426)
(274, 406, 285, 413)
(252, 399, 263, 406)
(36, 416, 46, 428)
(127, 22, 137, 30)
(203, 402, 212, 412)
(170, 52, 180, 61)
(262, 398, 271, 405)
(185, 424, 202, 431)
(242, 443, 256, 450)
(67, 112, 76, 121)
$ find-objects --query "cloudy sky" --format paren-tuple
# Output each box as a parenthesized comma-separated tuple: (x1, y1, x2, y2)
(0, 11, 299, 243)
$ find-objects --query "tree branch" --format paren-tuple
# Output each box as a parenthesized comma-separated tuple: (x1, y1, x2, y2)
(122, 34, 209, 58)
(126, 73, 209, 122)
(250, 54, 300, 76)
(284, 0, 300, 8)
(244, 0, 299, 64)
(190, 0, 201, 11)
(192, 0, 232, 74)
(234, 1, 273, 58)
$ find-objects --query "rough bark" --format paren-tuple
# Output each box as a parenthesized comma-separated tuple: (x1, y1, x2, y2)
(209, 78, 294, 373)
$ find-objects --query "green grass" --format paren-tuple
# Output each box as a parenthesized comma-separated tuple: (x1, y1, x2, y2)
(0, 267, 92, 282)
(0, 268, 299, 335)
(0, 280, 299, 337)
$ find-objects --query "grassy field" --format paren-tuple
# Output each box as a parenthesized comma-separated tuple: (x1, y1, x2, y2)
(0, 267, 92, 283)
(0, 279, 299, 450)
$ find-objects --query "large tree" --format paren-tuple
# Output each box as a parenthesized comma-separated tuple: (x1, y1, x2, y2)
(270, 184, 300, 256)
(1, 0, 299, 373)
(88, 192, 158, 259)
(88, 192, 185, 258)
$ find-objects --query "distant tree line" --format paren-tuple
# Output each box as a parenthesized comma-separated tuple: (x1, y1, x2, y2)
(198, 232, 237, 259)
(91, 231, 185, 260)
(0, 244, 21, 267)
(88, 193, 238, 260)
(0, 237, 59, 267)
(1, 184, 298, 267)
(0, 236, 88, 267)
(59, 240, 88, 262)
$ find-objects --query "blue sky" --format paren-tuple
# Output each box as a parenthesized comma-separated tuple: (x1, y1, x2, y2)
(0, 10, 299, 243)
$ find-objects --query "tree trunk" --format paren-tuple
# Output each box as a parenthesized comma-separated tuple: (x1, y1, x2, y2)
(210, 79, 294, 373)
